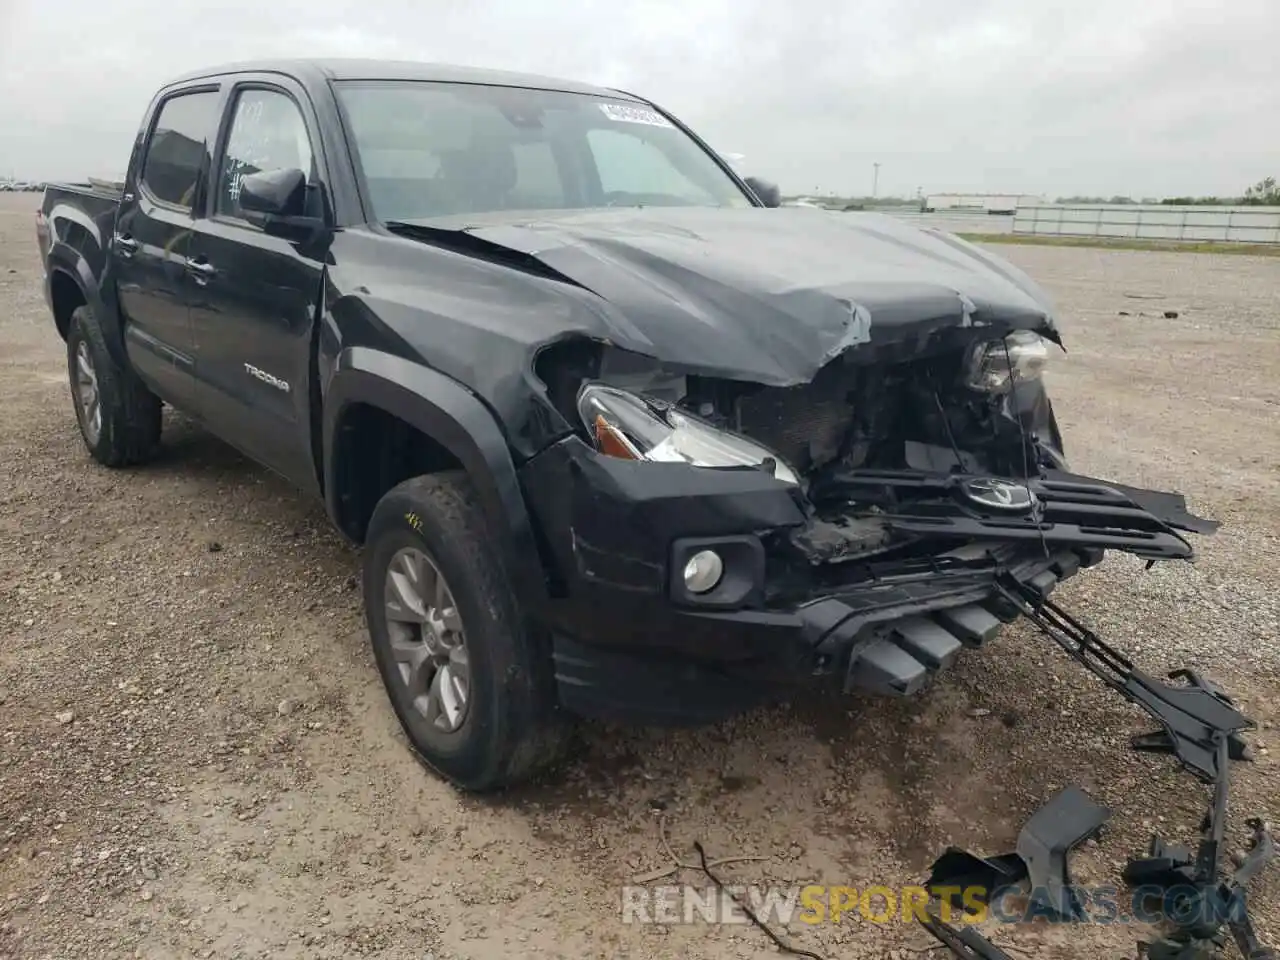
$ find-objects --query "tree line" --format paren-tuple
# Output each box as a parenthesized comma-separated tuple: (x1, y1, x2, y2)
(1058, 176, 1279, 206)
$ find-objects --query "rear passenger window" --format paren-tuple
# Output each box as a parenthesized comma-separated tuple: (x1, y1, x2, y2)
(141, 91, 220, 209)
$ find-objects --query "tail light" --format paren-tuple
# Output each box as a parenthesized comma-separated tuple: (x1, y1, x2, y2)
(34, 209, 50, 256)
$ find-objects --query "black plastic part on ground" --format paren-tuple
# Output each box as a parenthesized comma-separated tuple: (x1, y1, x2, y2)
(997, 578, 1253, 784)
(1127, 808, 1277, 960)
(927, 786, 1110, 921)
(918, 908, 1015, 960)
(920, 586, 1275, 960)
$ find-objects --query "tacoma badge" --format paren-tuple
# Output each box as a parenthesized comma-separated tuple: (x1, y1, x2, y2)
(243, 363, 290, 393)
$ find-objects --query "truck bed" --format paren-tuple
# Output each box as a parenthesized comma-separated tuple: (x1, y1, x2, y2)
(46, 178, 125, 204)
(38, 181, 125, 298)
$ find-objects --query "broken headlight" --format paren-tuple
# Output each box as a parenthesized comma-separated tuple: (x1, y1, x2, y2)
(576, 383, 800, 484)
(964, 330, 1052, 393)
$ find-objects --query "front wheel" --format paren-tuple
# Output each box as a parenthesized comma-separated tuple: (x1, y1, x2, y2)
(362, 472, 567, 791)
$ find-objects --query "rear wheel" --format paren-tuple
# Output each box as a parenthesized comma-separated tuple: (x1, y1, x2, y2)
(66, 305, 162, 466)
(362, 472, 568, 791)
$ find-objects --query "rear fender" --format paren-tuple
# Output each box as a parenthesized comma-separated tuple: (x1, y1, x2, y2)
(45, 243, 127, 371)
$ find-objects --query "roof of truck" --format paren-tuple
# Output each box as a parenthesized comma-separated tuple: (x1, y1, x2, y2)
(167, 58, 638, 100)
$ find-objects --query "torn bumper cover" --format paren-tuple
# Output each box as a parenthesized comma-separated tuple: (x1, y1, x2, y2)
(520, 438, 1216, 725)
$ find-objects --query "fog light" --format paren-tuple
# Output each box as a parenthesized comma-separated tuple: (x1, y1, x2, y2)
(682, 550, 724, 594)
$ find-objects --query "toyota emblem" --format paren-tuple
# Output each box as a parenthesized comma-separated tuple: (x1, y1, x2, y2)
(961, 477, 1037, 513)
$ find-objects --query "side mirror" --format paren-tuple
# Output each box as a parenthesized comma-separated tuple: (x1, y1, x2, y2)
(240, 168, 306, 217)
(743, 176, 781, 208)
(239, 168, 326, 240)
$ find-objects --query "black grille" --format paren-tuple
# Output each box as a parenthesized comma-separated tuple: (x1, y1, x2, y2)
(734, 362, 856, 473)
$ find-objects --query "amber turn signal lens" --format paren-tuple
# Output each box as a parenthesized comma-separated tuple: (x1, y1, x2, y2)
(594, 415, 640, 460)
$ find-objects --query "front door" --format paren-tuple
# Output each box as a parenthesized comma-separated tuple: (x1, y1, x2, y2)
(186, 82, 328, 493)
(114, 87, 222, 407)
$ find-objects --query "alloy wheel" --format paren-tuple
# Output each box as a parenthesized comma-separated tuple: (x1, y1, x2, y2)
(74, 340, 102, 445)
(383, 546, 472, 733)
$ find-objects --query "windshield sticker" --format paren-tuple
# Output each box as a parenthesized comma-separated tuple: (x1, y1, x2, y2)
(597, 102, 674, 128)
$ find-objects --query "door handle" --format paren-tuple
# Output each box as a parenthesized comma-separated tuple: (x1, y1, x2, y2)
(113, 234, 139, 257)
(185, 258, 217, 285)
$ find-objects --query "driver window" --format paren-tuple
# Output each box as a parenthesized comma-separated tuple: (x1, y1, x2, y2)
(586, 128, 709, 203)
(218, 89, 314, 220)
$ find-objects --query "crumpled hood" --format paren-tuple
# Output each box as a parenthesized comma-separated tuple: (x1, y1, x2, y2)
(397, 206, 1060, 386)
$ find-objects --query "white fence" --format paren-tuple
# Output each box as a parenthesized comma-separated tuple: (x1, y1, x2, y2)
(1013, 205, 1280, 244)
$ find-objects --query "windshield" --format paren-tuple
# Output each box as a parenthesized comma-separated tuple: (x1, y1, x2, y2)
(334, 80, 754, 221)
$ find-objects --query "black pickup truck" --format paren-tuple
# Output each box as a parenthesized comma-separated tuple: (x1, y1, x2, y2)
(35, 58, 1215, 791)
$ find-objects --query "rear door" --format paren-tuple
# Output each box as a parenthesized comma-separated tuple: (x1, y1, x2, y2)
(114, 86, 222, 407)
(185, 78, 329, 493)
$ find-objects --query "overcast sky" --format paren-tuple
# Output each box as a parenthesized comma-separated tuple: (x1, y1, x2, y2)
(1, 0, 1275, 198)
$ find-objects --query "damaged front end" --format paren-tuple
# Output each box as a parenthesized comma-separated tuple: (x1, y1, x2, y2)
(520, 328, 1216, 725)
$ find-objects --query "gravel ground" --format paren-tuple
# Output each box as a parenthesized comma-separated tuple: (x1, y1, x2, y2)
(1, 190, 1278, 960)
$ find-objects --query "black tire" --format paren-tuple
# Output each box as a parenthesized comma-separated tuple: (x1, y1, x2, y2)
(363, 471, 568, 791)
(66, 305, 162, 467)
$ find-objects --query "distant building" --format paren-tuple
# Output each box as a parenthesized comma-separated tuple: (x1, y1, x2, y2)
(922, 193, 1045, 214)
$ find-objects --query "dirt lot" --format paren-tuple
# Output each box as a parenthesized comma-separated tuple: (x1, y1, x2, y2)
(1, 189, 1278, 960)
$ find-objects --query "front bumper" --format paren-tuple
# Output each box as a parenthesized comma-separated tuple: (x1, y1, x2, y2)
(519, 438, 1200, 726)
(547, 544, 1093, 726)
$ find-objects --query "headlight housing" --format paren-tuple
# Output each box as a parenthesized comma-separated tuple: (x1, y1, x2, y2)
(964, 330, 1052, 393)
(576, 383, 800, 484)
